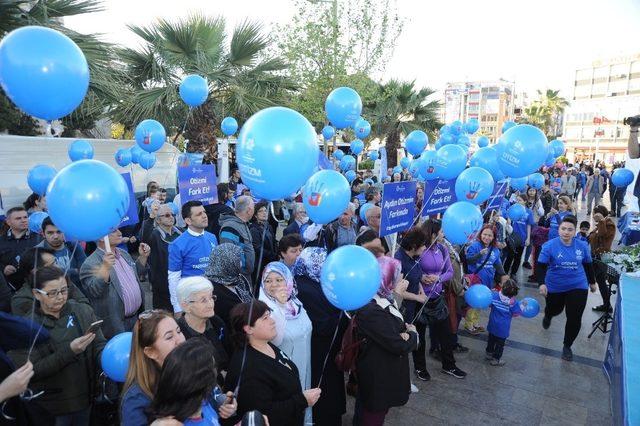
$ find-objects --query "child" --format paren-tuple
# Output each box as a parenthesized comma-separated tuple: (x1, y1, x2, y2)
(577, 221, 590, 242)
(486, 279, 522, 366)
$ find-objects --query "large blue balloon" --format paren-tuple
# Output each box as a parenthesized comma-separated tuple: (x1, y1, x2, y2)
(139, 152, 156, 170)
(115, 148, 132, 167)
(221, 117, 238, 136)
(405, 130, 428, 156)
(419, 150, 439, 181)
(510, 176, 528, 191)
(442, 201, 483, 244)
(302, 170, 351, 224)
(325, 87, 362, 129)
(520, 297, 540, 318)
(101, 332, 132, 383)
(28, 211, 48, 234)
(368, 151, 379, 161)
(350, 139, 364, 155)
(464, 119, 480, 134)
(507, 203, 527, 221)
(528, 173, 545, 190)
(238, 107, 319, 200)
(400, 157, 411, 169)
(179, 74, 208, 107)
(135, 119, 166, 153)
(354, 118, 371, 139)
(345, 170, 356, 183)
(68, 140, 94, 162)
(340, 155, 356, 172)
(320, 245, 381, 310)
(450, 120, 463, 135)
(470, 147, 504, 182)
(611, 168, 634, 187)
(333, 149, 345, 160)
(454, 167, 494, 205)
(465, 284, 493, 309)
(435, 140, 443, 150)
(502, 121, 516, 133)
(441, 133, 455, 145)
(130, 145, 143, 164)
(435, 144, 467, 180)
(549, 139, 565, 158)
(495, 124, 548, 178)
(440, 124, 451, 135)
(0, 26, 89, 121)
(27, 165, 57, 196)
(322, 125, 335, 141)
(477, 136, 489, 148)
(457, 135, 471, 146)
(47, 160, 130, 241)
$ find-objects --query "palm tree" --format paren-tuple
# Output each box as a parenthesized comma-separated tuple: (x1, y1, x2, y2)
(522, 89, 570, 139)
(365, 80, 442, 168)
(113, 14, 297, 158)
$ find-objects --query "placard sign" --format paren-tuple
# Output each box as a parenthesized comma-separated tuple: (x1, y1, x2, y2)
(421, 179, 457, 217)
(178, 164, 218, 206)
(380, 180, 417, 237)
(485, 179, 510, 212)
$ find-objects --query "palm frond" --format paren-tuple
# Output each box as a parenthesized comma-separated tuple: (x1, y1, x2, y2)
(228, 20, 268, 67)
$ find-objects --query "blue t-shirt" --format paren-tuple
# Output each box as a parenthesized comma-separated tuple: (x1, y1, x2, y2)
(466, 241, 502, 288)
(512, 208, 535, 244)
(538, 237, 592, 293)
(548, 210, 572, 240)
(183, 401, 220, 426)
(487, 291, 522, 339)
(168, 231, 218, 275)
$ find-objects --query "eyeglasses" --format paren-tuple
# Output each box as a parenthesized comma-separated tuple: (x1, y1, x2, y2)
(187, 295, 217, 305)
(139, 309, 164, 320)
(34, 287, 68, 298)
(159, 213, 174, 218)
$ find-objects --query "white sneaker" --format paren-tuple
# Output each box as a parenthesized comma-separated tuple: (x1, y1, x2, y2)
(410, 383, 419, 393)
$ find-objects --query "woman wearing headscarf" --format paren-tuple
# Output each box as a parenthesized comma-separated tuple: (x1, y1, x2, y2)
(258, 261, 313, 425)
(294, 247, 347, 426)
(206, 243, 254, 329)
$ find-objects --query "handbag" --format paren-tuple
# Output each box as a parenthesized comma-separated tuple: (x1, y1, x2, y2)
(506, 230, 523, 250)
(419, 295, 449, 325)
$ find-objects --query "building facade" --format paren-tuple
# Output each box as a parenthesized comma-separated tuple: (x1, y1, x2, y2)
(562, 53, 640, 164)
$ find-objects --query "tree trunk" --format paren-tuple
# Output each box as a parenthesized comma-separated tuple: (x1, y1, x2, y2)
(184, 102, 218, 163)
(385, 129, 401, 168)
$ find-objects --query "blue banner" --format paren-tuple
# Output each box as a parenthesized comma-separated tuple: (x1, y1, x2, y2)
(380, 181, 417, 237)
(421, 179, 457, 217)
(119, 172, 139, 227)
(178, 164, 218, 206)
(379, 147, 387, 182)
(485, 179, 509, 212)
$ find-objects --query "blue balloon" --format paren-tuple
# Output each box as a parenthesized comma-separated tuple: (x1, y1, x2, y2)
(353, 118, 371, 139)
(441, 133, 455, 145)
(27, 165, 57, 196)
(302, 170, 351, 224)
(549, 139, 565, 158)
(345, 170, 356, 183)
(179, 74, 208, 107)
(135, 119, 166, 153)
(409, 159, 421, 178)
(101, 332, 132, 383)
(47, 160, 130, 241)
(0, 26, 89, 121)
(393, 166, 403, 175)
(322, 125, 336, 141)
(28, 211, 48, 234)
(454, 167, 494, 205)
(419, 150, 439, 181)
(238, 107, 319, 200)
(457, 135, 471, 146)
(400, 157, 411, 169)
(350, 139, 364, 155)
(139, 152, 156, 170)
(544, 150, 556, 167)
(320, 245, 381, 310)
(221, 117, 238, 136)
(450, 120, 463, 135)
(442, 201, 483, 244)
(340, 155, 356, 172)
(477, 136, 490, 148)
(168, 202, 180, 216)
(435, 140, 443, 150)
(495, 124, 548, 178)
(115, 148, 132, 167)
(612, 168, 634, 187)
(359, 202, 374, 223)
(470, 147, 505, 182)
(325, 87, 363, 129)
(507, 203, 527, 221)
(510, 176, 528, 191)
(130, 145, 143, 164)
(528, 173, 545, 190)
(520, 297, 540, 318)
(464, 118, 480, 134)
(364, 178, 374, 185)
(405, 130, 428, 156)
(502, 120, 516, 133)
(464, 284, 493, 309)
(368, 151, 379, 161)
(435, 144, 467, 180)
(333, 149, 345, 160)
(68, 140, 94, 162)
(440, 124, 451, 135)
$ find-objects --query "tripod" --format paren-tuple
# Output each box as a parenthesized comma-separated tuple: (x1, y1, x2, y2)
(588, 264, 618, 338)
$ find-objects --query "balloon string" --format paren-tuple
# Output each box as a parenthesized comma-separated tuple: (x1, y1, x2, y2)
(316, 310, 344, 388)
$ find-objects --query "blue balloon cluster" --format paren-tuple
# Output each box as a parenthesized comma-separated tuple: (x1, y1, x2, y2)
(325, 87, 362, 129)
(27, 165, 57, 196)
(221, 117, 238, 136)
(68, 140, 94, 162)
(179, 74, 208, 107)
(303, 170, 351, 224)
(135, 119, 166, 153)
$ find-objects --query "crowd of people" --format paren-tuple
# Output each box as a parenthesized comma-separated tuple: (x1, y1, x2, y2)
(0, 151, 628, 425)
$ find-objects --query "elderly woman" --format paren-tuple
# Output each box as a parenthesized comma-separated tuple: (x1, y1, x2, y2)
(258, 261, 313, 425)
(176, 276, 229, 382)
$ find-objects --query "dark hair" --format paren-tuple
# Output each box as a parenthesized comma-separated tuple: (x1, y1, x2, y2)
(19, 247, 56, 280)
(278, 234, 303, 254)
(217, 183, 230, 203)
(158, 188, 167, 194)
(400, 226, 427, 251)
(579, 221, 590, 230)
(149, 338, 217, 422)
(476, 224, 498, 247)
(421, 219, 442, 243)
(253, 201, 268, 221)
(560, 215, 578, 227)
(23, 193, 43, 211)
(6, 206, 27, 218)
(146, 181, 158, 196)
(355, 229, 378, 246)
(501, 279, 519, 298)
(181, 200, 203, 220)
(32, 265, 67, 290)
(41, 216, 56, 233)
(593, 205, 609, 217)
(229, 300, 271, 349)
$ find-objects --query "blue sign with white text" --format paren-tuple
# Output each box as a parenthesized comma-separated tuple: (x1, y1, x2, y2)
(178, 164, 218, 206)
(421, 179, 457, 217)
(119, 172, 139, 227)
(485, 179, 509, 212)
(380, 181, 417, 237)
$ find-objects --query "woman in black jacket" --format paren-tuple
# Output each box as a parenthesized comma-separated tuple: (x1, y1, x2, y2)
(294, 247, 348, 426)
(249, 202, 278, 282)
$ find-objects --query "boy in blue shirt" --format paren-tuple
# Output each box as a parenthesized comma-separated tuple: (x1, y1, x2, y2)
(486, 279, 522, 366)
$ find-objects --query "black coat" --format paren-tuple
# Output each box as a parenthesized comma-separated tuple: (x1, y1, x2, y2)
(205, 202, 234, 240)
(295, 275, 347, 426)
(355, 299, 417, 412)
(147, 227, 181, 311)
(212, 283, 245, 330)
(0, 230, 40, 289)
(249, 221, 278, 281)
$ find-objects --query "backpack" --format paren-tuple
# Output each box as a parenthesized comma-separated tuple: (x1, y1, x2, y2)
(334, 314, 366, 372)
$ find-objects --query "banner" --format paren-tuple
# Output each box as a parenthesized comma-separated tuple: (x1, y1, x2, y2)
(379, 147, 387, 182)
(485, 179, 510, 212)
(380, 181, 417, 237)
(421, 179, 457, 217)
(119, 172, 139, 227)
(178, 164, 218, 206)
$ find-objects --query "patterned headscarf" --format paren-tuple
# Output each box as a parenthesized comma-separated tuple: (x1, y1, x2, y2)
(292, 247, 326, 283)
(206, 243, 253, 302)
(377, 256, 401, 301)
(261, 261, 302, 319)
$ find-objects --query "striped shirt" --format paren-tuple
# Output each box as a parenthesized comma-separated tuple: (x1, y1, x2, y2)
(113, 250, 142, 317)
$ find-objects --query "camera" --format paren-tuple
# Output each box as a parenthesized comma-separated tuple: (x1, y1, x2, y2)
(623, 115, 640, 126)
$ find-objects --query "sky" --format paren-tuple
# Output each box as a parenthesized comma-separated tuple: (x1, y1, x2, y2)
(65, 0, 640, 99)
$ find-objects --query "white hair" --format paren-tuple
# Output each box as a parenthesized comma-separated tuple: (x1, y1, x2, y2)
(347, 202, 356, 213)
(177, 276, 213, 304)
(293, 202, 306, 215)
(235, 195, 254, 215)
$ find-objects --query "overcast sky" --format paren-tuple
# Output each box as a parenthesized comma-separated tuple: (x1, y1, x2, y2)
(65, 0, 640, 98)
